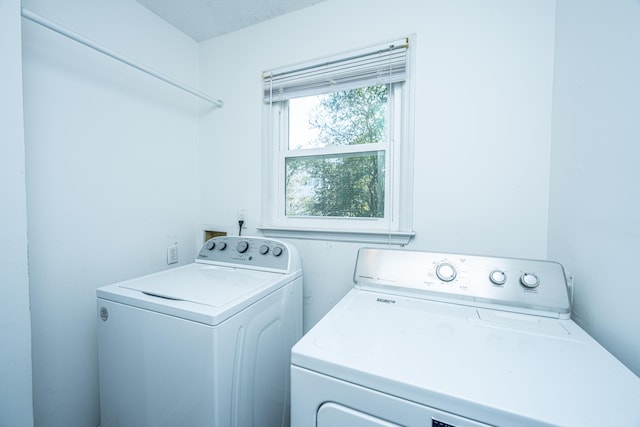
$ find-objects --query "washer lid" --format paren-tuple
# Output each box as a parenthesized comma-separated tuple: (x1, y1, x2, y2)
(97, 263, 292, 325)
(120, 263, 280, 307)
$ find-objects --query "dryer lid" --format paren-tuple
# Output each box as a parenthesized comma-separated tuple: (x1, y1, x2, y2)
(291, 288, 640, 427)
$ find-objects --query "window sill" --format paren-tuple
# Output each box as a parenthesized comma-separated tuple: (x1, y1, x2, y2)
(258, 226, 415, 246)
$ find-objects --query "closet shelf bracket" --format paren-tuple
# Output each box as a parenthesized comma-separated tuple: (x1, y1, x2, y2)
(21, 8, 224, 108)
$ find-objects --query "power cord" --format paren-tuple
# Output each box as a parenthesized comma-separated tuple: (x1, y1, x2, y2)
(238, 220, 244, 236)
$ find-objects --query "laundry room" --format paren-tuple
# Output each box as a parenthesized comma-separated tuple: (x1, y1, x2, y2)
(2, 0, 639, 426)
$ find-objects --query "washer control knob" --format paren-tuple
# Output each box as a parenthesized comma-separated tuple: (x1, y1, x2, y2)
(236, 241, 249, 253)
(520, 273, 540, 288)
(205, 241, 215, 250)
(272, 247, 283, 257)
(436, 262, 457, 282)
(259, 245, 269, 255)
(217, 242, 227, 251)
(489, 270, 507, 285)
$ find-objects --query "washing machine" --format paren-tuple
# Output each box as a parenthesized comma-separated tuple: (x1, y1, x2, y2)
(97, 236, 302, 427)
(291, 248, 640, 427)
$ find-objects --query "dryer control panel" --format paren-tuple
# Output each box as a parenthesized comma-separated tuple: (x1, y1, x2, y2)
(196, 236, 297, 273)
(353, 248, 571, 318)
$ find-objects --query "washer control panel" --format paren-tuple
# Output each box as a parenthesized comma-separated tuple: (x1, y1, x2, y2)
(354, 248, 571, 318)
(196, 236, 292, 272)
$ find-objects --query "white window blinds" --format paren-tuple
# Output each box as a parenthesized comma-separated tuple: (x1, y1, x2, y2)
(262, 37, 409, 102)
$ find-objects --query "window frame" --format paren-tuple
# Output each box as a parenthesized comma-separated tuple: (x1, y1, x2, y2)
(260, 37, 415, 245)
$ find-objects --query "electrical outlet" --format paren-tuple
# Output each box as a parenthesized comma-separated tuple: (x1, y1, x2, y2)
(167, 244, 178, 264)
(237, 210, 248, 236)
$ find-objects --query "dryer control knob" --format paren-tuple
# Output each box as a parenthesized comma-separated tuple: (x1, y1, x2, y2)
(436, 262, 457, 282)
(217, 242, 227, 251)
(206, 241, 215, 250)
(259, 245, 269, 255)
(272, 247, 283, 257)
(236, 241, 249, 253)
(520, 273, 540, 288)
(489, 270, 507, 285)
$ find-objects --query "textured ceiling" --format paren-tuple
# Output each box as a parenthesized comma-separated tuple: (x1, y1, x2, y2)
(136, 0, 328, 42)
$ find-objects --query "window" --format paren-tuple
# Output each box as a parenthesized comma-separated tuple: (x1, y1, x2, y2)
(260, 37, 415, 245)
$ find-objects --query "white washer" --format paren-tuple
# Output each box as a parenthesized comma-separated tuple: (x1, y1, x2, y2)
(291, 248, 640, 427)
(97, 236, 302, 427)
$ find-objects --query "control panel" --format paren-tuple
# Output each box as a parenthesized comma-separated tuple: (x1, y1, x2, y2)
(354, 248, 571, 318)
(196, 236, 292, 272)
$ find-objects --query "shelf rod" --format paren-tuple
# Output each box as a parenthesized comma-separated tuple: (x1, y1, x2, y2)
(21, 8, 223, 108)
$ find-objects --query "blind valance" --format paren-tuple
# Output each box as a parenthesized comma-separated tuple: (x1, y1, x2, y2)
(263, 37, 409, 102)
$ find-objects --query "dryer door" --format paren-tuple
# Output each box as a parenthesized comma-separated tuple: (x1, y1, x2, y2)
(318, 402, 401, 427)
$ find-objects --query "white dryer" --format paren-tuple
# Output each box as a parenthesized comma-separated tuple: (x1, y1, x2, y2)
(97, 236, 302, 427)
(291, 248, 640, 427)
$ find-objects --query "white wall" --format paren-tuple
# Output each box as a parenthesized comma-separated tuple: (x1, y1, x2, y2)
(21, 0, 203, 425)
(199, 0, 557, 329)
(549, 0, 640, 376)
(0, 0, 35, 425)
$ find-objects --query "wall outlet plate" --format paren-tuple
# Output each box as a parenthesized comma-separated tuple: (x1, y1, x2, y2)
(167, 244, 178, 264)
